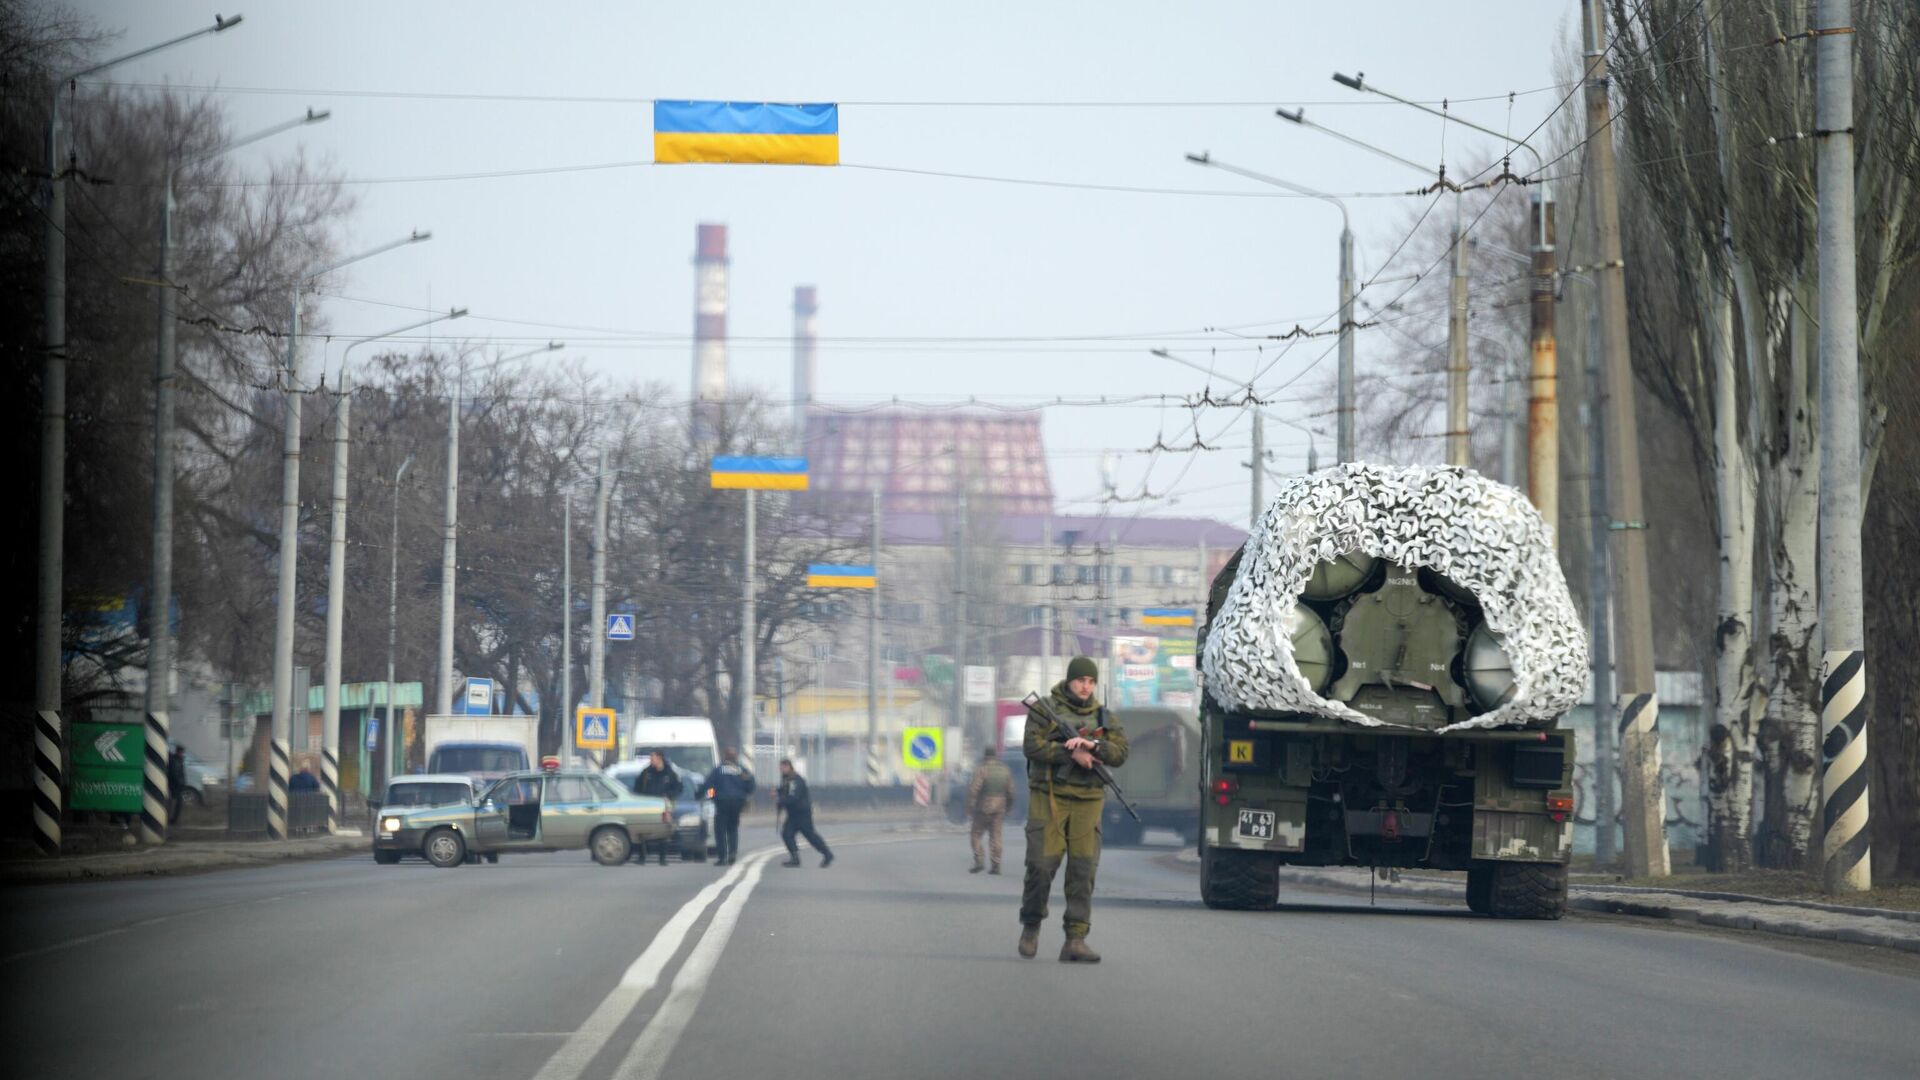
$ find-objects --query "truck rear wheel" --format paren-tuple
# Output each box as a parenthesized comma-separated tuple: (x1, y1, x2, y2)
(1200, 845, 1278, 910)
(1486, 862, 1567, 919)
(1465, 866, 1493, 914)
(1105, 816, 1144, 848)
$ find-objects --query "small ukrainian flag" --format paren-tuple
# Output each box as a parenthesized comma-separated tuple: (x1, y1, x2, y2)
(807, 564, 877, 590)
(1141, 608, 1196, 627)
(654, 101, 839, 165)
(710, 455, 809, 491)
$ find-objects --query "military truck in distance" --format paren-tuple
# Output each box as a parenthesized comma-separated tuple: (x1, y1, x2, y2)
(1102, 706, 1200, 847)
(1196, 547, 1576, 918)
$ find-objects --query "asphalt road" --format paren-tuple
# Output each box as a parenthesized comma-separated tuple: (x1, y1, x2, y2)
(4, 822, 1917, 1080)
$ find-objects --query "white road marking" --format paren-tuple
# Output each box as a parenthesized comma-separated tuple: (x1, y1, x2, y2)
(610, 851, 774, 1080)
(529, 848, 776, 1080)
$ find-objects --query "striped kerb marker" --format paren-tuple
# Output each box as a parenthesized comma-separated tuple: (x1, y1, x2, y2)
(267, 737, 290, 840)
(33, 709, 62, 855)
(139, 709, 171, 844)
(321, 746, 340, 833)
(1820, 650, 1870, 890)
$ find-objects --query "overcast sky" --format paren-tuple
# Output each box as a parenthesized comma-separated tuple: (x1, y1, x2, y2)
(72, 0, 1583, 529)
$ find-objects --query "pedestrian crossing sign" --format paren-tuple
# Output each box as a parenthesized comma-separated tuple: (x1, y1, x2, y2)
(901, 726, 943, 771)
(607, 613, 635, 640)
(576, 707, 616, 751)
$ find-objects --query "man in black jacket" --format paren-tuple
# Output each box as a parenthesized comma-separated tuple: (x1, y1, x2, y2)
(776, 759, 833, 868)
(705, 747, 755, 866)
(631, 751, 684, 865)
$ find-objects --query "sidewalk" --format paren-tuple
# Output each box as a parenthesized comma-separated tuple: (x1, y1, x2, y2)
(1171, 851, 1920, 956)
(0, 833, 367, 885)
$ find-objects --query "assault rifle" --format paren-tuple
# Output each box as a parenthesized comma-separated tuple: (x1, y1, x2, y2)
(1021, 691, 1141, 822)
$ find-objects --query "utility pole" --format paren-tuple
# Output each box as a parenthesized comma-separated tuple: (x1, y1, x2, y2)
(738, 487, 755, 754)
(384, 456, 412, 786)
(1337, 224, 1357, 463)
(1040, 513, 1054, 687)
(139, 168, 180, 847)
(268, 296, 303, 842)
(1585, 303, 1618, 866)
(1815, 0, 1869, 893)
(320, 381, 350, 833)
(1447, 210, 1471, 467)
(866, 487, 881, 784)
(590, 452, 611, 762)
(561, 488, 573, 764)
(1249, 411, 1265, 526)
(1528, 190, 1559, 534)
(437, 359, 460, 723)
(953, 483, 968, 735)
(1582, 0, 1668, 878)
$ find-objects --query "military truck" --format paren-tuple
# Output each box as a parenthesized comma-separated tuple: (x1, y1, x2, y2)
(1101, 706, 1199, 847)
(1195, 466, 1582, 919)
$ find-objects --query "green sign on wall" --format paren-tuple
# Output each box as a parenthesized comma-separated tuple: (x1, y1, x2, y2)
(71, 721, 144, 812)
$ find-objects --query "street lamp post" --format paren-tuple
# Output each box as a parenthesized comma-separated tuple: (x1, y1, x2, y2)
(34, 12, 243, 858)
(141, 107, 328, 846)
(268, 230, 432, 841)
(1186, 151, 1355, 464)
(319, 308, 465, 829)
(384, 454, 415, 789)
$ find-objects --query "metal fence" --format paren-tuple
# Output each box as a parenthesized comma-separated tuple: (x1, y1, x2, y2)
(227, 792, 335, 835)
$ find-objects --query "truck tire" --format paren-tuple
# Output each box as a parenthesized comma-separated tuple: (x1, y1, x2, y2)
(1487, 861, 1567, 920)
(1200, 845, 1278, 910)
(1465, 866, 1492, 914)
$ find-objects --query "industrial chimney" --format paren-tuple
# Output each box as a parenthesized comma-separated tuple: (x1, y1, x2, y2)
(692, 224, 729, 436)
(792, 285, 817, 437)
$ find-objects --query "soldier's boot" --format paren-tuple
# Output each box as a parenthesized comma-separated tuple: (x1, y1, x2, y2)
(820, 852, 833, 868)
(989, 863, 1002, 875)
(1059, 937, 1101, 964)
(1017, 924, 1041, 959)
(970, 861, 984, 874)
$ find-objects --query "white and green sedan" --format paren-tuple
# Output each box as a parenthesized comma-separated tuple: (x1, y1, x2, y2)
(374, 769, 674, 868)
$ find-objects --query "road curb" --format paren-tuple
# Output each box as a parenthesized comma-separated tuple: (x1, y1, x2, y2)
(0, 836, 367, 884)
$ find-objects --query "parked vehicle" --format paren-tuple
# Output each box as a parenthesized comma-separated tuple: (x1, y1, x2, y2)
(628, 716, 720, 789)
(374, 769, 673, 868)
(421, 714, 538, 783)
(175, 748, 227, 806)
(604, 759, 711, 861)
(371, 774, 484, 864)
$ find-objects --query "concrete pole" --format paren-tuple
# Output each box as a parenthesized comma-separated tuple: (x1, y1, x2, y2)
(33, 104, 67, 856)
(866, 487, 881, 784)
(1582, 0, 1668, 878)
(268, 291, 303, 842)
(1250, 411, 1265, 527)
(1585, 303, 1618, 866)
(436, 361, 460, 721)
(1337, 227, 1357, 463)
(1447, 211, 1471, 467)
(140, 168, 179, 846)
(384, 456, 411, 785)
(590, 453, 610, 743)
(953, 484, 968, 734)
(1528, 190, 1560, 536)
(1814, 0, 1869, 893)
(562, 488, 573, 764)
(738, 488, 755, 751)
(1041, 513, 1054, 687)
(320, 382, 349, 832)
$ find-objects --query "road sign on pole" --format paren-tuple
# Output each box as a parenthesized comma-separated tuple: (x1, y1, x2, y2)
(963, 665, 994, 705)
(576, 707, 616, 751)
(463, 677, 493, 716)
(606, 613, 635, 640)
(901, 726, 943, 771)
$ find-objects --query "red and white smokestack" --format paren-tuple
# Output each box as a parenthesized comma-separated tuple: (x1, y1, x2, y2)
(692, 223, 729, 411)
(792, 285, 817, 435)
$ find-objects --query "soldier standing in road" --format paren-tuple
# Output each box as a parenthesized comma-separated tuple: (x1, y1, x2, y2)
(968, 746, 1013, 875)
(1018, 656, 1128, 963)
(167, 746, 188, 824)
(631, 750, 684, 865)
(775, 759, 834, 868)
(706, 746, 755, 866)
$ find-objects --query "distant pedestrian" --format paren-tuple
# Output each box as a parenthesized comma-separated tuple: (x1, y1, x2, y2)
(967, 745, 1013, 875)
(705, 747, 755, 866)
(1019, 656, 1128, 963)
(289, 766, 320, 792)
(167, 746, 188, 823)
(632, 751, 684, 866)
(776, 759, 833, 868)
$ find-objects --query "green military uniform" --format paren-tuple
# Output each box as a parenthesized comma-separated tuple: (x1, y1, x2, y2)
(968, 757, 1014, 872)
(1019, 681, 1129, 939)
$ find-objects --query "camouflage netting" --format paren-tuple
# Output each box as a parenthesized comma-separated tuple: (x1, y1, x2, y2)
(1200, 463, 1588, 731)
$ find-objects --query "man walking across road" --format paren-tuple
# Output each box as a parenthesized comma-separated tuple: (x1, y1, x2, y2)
(632, 750, 684, 865)
(167, 746, 189, 824)
(968, 745, 1013, 874)
(1018, 656, 1127, 963)
(776, 758, 833, 868)
(706, 746, 755, 866)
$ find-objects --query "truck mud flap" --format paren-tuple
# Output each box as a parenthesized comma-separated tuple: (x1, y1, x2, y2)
(1472, 809, 1572, 862)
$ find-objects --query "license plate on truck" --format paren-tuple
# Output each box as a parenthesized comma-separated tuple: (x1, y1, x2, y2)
(1236, 808, 1275, 841)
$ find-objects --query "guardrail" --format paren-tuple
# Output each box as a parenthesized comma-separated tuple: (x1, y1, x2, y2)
(227, 792, 336, 835)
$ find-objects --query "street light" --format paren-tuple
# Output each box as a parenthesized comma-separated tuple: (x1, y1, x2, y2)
(437, 340, 564, 730)
(268, 229, 432, 840)
(323, 306, 468, 821)
(143, 106, 328, 845)
(383, 453, 415, 788)
(1185, 151, 1356, 465)
(35, 11, 244, 857)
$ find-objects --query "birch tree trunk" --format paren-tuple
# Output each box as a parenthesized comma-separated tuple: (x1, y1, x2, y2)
(1702, 276, 1759, 870)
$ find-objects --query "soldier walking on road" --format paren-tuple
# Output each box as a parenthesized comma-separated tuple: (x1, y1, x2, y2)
(706, 747, 755, 866)
(968, 746, 1013, 874)
(1018, 656, 1127, 963)
(776, 759, 834, 868)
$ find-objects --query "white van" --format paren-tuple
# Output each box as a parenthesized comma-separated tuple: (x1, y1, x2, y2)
(628, 717, 722, 790)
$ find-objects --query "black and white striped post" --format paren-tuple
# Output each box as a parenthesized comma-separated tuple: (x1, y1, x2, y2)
(1616, 691, 1668, 877)
(139, 710, 171, 844)
(33, 710, 63, 855)
(267, 737, 290, 840)
(1820, 651, 1870, 890)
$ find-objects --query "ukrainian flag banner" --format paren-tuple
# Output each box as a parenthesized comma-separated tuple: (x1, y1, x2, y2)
(710, 455, 809, 491)
(654, 101, 839, 165)
(807, 564, 877, 590)
(1141, 608, 1196, 628)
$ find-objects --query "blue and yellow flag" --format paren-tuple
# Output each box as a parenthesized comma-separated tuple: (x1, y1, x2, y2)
(807, 564, 877, 590)
(1141, 608, 1196, 627)
(654, 101, 839, 165)
(710, 455, 809, 491)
